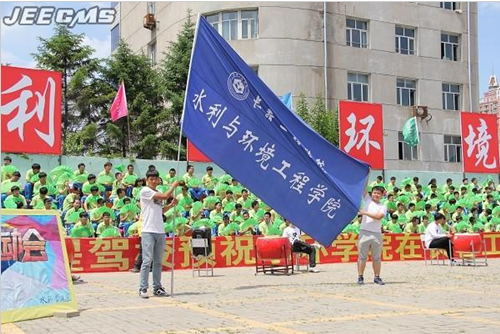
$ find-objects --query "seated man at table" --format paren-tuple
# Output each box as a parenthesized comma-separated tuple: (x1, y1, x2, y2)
(424, 212, 455, 261)
(282, 219, 320, 273)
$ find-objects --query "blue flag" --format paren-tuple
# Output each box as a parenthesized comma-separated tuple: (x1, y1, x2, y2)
(182, 17, 370, 245)
(279, 92, 293, 110)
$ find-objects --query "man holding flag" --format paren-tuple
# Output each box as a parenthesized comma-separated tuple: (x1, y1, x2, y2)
(181, 16, 370, 248)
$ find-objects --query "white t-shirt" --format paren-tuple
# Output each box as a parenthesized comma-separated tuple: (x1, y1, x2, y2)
(283, 226, 301, 245)
(140, 186, 165, 234)
(424, 222, 447, 248)
(360, 195, 387, 233)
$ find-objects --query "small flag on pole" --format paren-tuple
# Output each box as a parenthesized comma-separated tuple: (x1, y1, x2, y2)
(110, 82, 128, 122)
(402, 116, 419, 146)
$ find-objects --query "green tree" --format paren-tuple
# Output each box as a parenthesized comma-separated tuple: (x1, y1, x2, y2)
(311, 94, 338, 146)
(159, 10, 195, 159)
(32, 25, 95, 154)
(295, 92, 312, 125)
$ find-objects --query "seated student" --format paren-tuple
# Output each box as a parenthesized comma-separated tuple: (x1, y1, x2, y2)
(132, 178, 145, 201)
(470, 216, 486, 233)
(1, 171, 21, 207)
(119, 198, 137, 236)
(237, 189, 252, 210)
(183, 164, 196, 185)
(248, 200, 260, 218)
(209, 202, 224, 221)
(453, 215, 470, 233)
(229, 203, 244, 222)
(71, 212, 95, 238)
(258, 212, 273, 236)
(418, 215, 430, 234)
(404, 217, 420, 233)
(112, 188, 127, 211)
(201, 166, 216, 191)
(239, 212, 255, 235)
(64, 199, 85, 227)
(202, 190, 217, 216)
(90, 198, 106, 230)
(163, 168, 177, 186)
(56, 179, 70, 210)
(98, 162, 114, 197)
(229, 179, 243, 199)
(33, 172, 52, 197)
(42, 197, 56, 210)
(283, 219, 320, 273)
(62, 185, 81, 213)
(96, 212, 120, 237)
(84, 186, 103, 212)
(110, 172, 124, 202)
(451, 206, 464, 223)
(5, 186, 27, 209)
(218, 214, 231, 236)
(31, 186, 50, 209)
(221, 190, 234, 208)
(405, 203, 416, 221)
(1, 156, 13, 181)
(383, 214, 402, 233)
(24, 163, 41, 201)
(122, 165, 137, 198)
(82, 173, 98, 200)
(73, 163, 89, 189)
(424, 212, 454, 261)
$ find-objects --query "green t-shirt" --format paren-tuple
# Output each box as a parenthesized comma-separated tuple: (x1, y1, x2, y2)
(183, 173, 195, 184)
(31, 195, 48, 209)
(71, 221, 95, 237)
(65, 208, 85, 225)
(63, 193, 78, 212)
(258, 221, 272, 236)
(5, 194, 27, 208)
(201, 174, 216, 190)
(96, 222, 117, 236)
(404, 223, 418, 233)
(86, 195, 102, 210)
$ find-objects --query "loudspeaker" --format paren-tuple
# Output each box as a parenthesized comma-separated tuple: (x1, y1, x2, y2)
(191, 227, 212, 256)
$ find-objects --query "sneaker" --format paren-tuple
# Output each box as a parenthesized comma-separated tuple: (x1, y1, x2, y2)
(153, 287, 169, 297)
(129, 267, 140, 273)
(374, 277, 385, 285)
(357, 276, 364, 285)
(308, 267, 319, 273)
(312, 243, 322, 250)
(139, 288, 149, 299)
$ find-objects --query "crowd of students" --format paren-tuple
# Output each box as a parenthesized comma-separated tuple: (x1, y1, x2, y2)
(1, 155, 499, 241)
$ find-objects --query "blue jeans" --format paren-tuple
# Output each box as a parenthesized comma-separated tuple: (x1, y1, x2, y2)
(139, 232, 166, 290)
(189, 188, 206, 201)
(126, 186, 133, 198)
(1, 193, 7, 208)
(57, 195, 66, 210)
(24, 183, 34, 201)
(102, 185, 113, 201)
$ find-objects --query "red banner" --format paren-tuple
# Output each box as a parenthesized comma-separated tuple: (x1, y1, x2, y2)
(1, 66, 62, 155)
(339, 101, 384, 169)
(187, 139, 211, 162)
(460, 112, 500, 173)
(65, 233, 500, 273)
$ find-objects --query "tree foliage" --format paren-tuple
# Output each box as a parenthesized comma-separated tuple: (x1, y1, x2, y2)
(295, 93, 339, 146)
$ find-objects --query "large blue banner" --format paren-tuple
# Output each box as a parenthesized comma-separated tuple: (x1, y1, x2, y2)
(183, 17, 370, 245)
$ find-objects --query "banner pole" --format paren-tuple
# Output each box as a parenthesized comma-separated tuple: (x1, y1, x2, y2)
(171, 12, 201, 297)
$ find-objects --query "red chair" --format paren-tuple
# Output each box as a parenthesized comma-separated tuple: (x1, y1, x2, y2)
(255, 237, 294, 275)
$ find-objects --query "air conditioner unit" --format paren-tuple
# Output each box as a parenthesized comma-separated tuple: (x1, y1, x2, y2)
(455, 9, 463, 14)
(412, 106, 429, 120)
(143, 14, 156, 30)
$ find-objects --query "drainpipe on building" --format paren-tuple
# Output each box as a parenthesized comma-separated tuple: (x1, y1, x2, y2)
(467, 2, 472, 112)
(323, 2, 328, 109)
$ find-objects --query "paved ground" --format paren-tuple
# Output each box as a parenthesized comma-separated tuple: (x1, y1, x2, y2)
(3, 259, 500, 334)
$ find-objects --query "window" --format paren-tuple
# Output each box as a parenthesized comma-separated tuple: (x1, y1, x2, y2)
(398, 132, 418, 161)
(148, 41, 157, 65)
(241, 10, 258, 39)
(441, 33, 459, 61)
(444, 135, 462, 163)
(397, 78, 416, 106)
(111, 24, 120, 52)
(395, 26, 415, 55)
(347, 73, 369, 102)
(442, 83, 460, 110)
(205, 10, 259, 41)
(147, 2, 156, 14)
(346, 18, 368, 48)
(440, 2, 458, 10)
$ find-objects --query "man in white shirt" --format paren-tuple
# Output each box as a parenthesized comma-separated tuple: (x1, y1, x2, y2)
(357, 185, 387, 285)
(282, 220, 320, 273)
(424, 212, 454, 260)
(139, 169, 179, 299)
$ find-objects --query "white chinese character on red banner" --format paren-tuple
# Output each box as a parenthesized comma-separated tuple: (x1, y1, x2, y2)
(344, 113, 381, 155)
(464, 119, 498, 169)
(1, 74, 56, 146)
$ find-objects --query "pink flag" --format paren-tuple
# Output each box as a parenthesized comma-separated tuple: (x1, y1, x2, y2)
(110, 82, 128, 122)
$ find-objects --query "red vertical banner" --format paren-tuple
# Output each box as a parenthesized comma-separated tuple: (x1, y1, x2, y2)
(1, 66, 62, 155)
(339, 101, 384, 169)
(187, 139, 211, 162)
(460, 112, 500, 173)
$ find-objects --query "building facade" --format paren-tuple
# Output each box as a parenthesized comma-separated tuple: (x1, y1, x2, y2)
(116, 1, 479, 172)
(479, 74, 500, 144)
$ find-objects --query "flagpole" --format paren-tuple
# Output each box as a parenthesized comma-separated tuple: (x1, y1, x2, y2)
(171, 12, 201, 297)
(127, 113, 131, 153)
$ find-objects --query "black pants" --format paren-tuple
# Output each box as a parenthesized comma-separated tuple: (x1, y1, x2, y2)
(292, 241, 316, 267)
(429, 237, 454, 259)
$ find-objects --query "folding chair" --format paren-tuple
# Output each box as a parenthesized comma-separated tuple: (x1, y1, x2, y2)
(420, 234, 452, 266)
(190, 228, 214, 277)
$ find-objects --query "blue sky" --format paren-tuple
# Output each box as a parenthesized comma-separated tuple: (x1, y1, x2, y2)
(1, 2, 499, 96)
